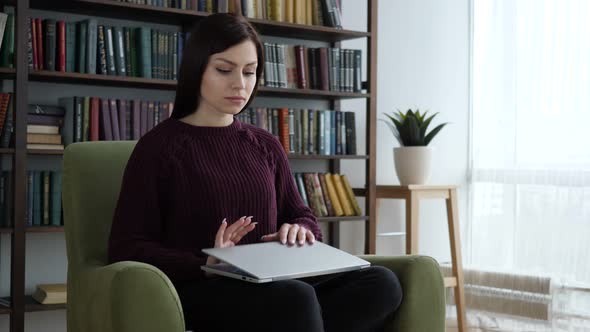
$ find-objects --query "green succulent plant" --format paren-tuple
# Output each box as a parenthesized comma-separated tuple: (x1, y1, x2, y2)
(381, 109, 448, 146)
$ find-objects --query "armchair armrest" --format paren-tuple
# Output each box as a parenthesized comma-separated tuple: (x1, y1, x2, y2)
(72, 261, 185, 332)
(359, 255, 445, 332)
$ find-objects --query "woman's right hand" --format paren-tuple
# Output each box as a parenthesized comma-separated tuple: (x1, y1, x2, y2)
(206, 216, 256, 266)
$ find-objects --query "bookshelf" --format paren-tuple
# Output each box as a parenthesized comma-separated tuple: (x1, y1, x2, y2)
(1, 1, 379, 331)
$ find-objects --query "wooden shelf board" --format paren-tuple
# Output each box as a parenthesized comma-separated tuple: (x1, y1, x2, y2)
(25, 296, 66, 312)
(27, 149, 65, 155)
(257, 86, 369, 99)
(317, 216, 368, 222)
(29, 70, 177, 90)
(26, 226, 64, 233)
(29, 71, 369, 98)
(0, 67, 15, 79)
(0, 227, 13, 234)
(288, 154, 368, 160)
(30, 0, 369, 42)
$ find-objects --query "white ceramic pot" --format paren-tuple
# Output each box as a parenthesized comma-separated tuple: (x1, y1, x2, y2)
(393, 146, 433, 185)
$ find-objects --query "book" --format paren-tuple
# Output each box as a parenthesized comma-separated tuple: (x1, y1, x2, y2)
(341, 174, 362, 215)
(332, 173, 354, 216)
(32, 283, 67, 305)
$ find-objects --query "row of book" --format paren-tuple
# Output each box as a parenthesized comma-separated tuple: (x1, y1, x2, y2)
(25, 17, 185, 80)
(28, 99, 173, 150)
(263, 43, 361, 92)
(0, 92, 13, 148)
(26, 171, 63, 227)
(294, 172, 361, 217)
(113, 0, 344, 28)
(235, 107, 357, 155)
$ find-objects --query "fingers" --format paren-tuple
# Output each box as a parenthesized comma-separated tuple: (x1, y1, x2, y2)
(223, 216, 250, 242)
(215, 218, 228, 247)
(279, 224, 291, 245)
(261, 232, 278, 242)
(287, 224, 300, 246)
(231, 220, 257, 244)
(306, 230, 316, 244)
(297, 226, 306, 246)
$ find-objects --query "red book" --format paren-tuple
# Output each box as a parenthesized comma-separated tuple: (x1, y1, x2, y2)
(294, 45, 308, 89)
(90, 97, 99, 141)
(57, 21, 66, 72)
(35, 18, 44, 71)
(278, 108, 290, 153)
(31, 18, 38, 70)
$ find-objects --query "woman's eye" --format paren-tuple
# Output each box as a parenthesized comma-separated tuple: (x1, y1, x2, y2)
(244, 72, 255, 76)
(216, 68, 231, 74)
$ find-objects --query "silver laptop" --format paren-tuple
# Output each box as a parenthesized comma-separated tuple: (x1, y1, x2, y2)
(201, 241, 371, 283)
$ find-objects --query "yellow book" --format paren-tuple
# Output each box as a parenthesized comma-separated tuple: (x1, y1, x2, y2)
(341, 174, 362, 215)
(306, 0, 313, 26)
(333, 174, 354, 216)
(32, 283, 67, 305)
(285, 0, 294, 23)
(324, 173, 344, 216)
(294, 0, 305, 24)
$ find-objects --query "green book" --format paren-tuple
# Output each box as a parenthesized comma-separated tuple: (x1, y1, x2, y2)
(124, 27, 132, 76)
(130, 28, 138, 77)
(42, 171, 50, 226)
(44, 19, 56, 71)
(0, 8, 15, 68)
(50, 171, 62, 226)
(85, 19, 97, 74)
(136, 27, 152, 78)
(114, 26, 126, 76)
(76, 21, 87, 73)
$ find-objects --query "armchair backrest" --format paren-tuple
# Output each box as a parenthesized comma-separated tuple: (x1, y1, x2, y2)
(62, 141, 136, 268)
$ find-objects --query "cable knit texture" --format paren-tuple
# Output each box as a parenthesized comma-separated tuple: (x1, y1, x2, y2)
(108, 117, 322, 283)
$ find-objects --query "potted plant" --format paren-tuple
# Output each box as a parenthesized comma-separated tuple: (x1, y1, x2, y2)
(381, 109, 448, 185)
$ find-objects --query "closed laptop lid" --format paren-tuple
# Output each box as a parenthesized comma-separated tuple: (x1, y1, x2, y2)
(202, 241, 370, 280)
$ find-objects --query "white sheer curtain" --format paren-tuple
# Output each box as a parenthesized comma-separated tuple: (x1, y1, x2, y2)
(467, 0, 590, 330)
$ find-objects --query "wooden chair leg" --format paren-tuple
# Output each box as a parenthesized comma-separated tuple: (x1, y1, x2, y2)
(405, 192, 419, 254)
(446, 188, 467, 332)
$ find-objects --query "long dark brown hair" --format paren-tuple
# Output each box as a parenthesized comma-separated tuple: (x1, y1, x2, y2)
(171, 13, 264, 119)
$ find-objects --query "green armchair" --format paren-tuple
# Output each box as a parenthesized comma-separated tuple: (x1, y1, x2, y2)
(63, 141, 445, 332)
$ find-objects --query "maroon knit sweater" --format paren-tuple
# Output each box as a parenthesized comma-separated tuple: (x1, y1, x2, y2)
(107, 117, 322, 283)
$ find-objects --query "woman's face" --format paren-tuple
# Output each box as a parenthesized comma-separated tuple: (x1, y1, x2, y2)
(199, 40, 258, 116)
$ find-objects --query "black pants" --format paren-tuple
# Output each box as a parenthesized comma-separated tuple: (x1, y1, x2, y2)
(175, 266, 403, 332)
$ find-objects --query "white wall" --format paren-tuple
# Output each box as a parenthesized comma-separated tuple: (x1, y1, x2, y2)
(340, 0, 471, 263)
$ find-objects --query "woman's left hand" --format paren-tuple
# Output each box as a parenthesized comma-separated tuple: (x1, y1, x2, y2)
(260, 223, 315, 246)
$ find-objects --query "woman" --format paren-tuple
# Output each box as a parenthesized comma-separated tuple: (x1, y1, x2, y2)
(108, 13, 402, 332)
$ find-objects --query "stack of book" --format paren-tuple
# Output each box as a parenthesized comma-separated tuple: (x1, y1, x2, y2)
(26, 170, 62, 227)
(113, 0, 344, 28)
(294, 172, 362, 217)
(236, 107, 357, 155)
(27, 104, 66, 151)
